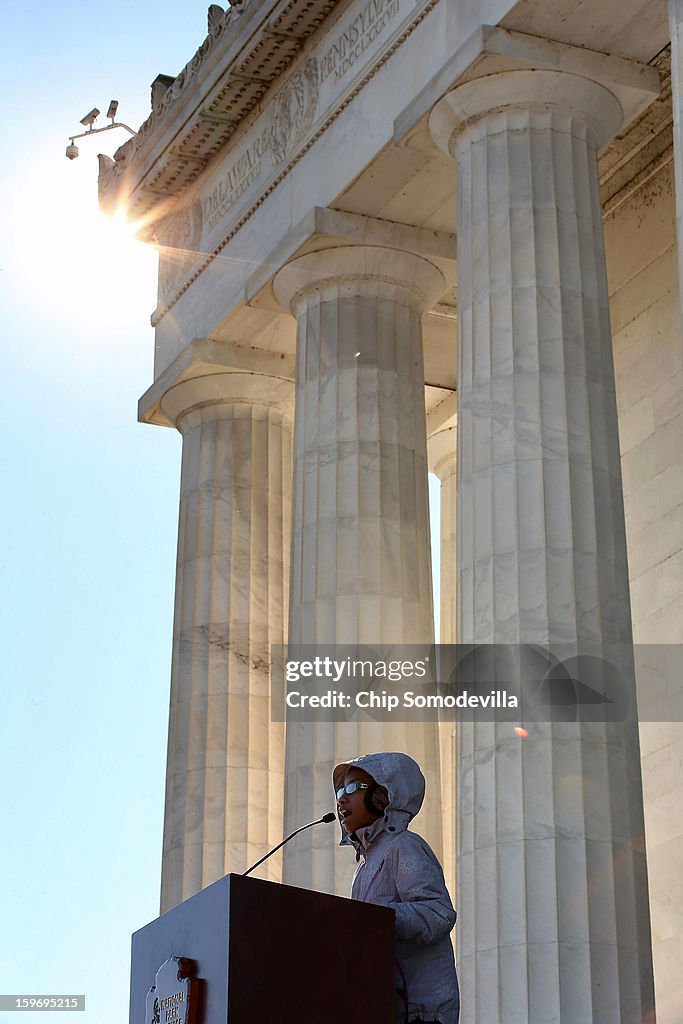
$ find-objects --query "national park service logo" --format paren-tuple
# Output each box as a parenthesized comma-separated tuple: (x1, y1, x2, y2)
(145, 957, 197, 1024)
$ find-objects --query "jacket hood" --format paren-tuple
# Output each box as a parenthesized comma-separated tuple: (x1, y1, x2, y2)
(333, 751, 425, 846)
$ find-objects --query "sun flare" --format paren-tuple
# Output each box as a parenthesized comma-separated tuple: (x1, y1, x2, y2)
(11, 165, 159, 328)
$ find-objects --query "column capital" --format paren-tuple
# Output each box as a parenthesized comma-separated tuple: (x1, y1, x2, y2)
(273, 245, 446, 316)
(159, 371, 294, 428)
(427, 424, 456, 479)
(395, 25, 658, 154)
(429, 69, 623, 159)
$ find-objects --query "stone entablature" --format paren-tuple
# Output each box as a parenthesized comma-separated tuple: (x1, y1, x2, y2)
(126, 15, 660, 421)
(107, 14, 660, 345)
(600, 45, 673, 216)
(142, 0, 443, 328)
(98, 0, 339, 221)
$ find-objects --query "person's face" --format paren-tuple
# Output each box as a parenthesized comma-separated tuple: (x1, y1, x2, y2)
(337, 767, 380, 835)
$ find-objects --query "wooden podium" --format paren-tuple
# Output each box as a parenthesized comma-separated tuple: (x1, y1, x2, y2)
(129, 873, 396, 1024)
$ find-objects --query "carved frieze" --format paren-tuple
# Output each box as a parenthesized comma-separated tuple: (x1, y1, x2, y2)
(191, 0, 410, 244)
(98, 0, 437, 324)
(269, 57, 319, 163)
(98, 0, 337, 218)
(144, 0, 432, 324)
(157, 200, 205, 301)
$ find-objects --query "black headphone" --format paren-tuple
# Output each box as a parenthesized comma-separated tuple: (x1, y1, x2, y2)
(364, 782, 389, 817)
(364, 782, 379, 815)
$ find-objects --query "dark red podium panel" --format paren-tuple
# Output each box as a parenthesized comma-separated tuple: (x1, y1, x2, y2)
(129, 873, 395, 1024)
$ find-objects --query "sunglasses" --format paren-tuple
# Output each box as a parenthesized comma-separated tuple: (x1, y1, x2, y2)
(336, 781, 371, 800)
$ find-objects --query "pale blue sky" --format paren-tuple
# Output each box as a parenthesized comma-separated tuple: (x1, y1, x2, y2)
(1, 4, 441, 1021)
(2, 4, 225, 1021)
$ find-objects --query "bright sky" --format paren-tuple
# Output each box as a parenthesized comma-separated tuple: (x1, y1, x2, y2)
(1, 4, 441, 1022)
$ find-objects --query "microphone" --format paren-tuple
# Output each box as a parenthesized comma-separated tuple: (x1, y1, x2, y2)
(242, 812, 337, 877)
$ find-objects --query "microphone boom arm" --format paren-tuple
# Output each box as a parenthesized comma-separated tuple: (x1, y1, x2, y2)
(242, 813, 336, 877)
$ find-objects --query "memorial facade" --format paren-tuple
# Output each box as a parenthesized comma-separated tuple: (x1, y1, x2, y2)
(100, 0, 683, 1019)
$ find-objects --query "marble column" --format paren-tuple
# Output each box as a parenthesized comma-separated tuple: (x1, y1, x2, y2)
(428, 422, 457, 645)
(428, 422, 458, 895)
(430, 71, 656, 1022)
(158, 371, 293, 912)
(670, 0, 683, 333)
(274, 246, 445, 893)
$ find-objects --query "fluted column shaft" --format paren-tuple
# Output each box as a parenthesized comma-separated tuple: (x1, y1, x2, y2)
(274, 246, 445, 893)
(428, 423, 458, 895)
(159, 372, 293, 912)
(431, 71, 656, 1022)
(428, 424, 457, 645)
(669, 0, 683, 333)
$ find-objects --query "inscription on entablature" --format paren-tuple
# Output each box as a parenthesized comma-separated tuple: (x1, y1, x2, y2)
(319, 0, 401, 85)
(202, 123, 272, 232)
(201, 56, 320, 233)
(158, 0, 424, 307)
(196, 0, 417, 243)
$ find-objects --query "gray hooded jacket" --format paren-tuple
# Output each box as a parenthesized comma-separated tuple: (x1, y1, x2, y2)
(334, 752, 459, 1024)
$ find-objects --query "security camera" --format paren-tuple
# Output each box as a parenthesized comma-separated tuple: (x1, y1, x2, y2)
(80, 108, 100, 127)
(65, 142, 79, 160)
(106, 99, 119, 120)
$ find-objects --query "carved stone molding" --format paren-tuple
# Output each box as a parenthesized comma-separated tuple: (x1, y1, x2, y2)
(98, 0, 338, 220)
(273, 245, 446, 315)
(148, 0, 442, 325)
(159, 371, 294, 426)
(599, 45, 673, 216)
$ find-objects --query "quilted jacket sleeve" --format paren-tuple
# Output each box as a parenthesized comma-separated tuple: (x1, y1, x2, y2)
(380, 834, 456, 945)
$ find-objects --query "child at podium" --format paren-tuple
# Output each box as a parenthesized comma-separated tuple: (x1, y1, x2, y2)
(334, 752, 459, 1024)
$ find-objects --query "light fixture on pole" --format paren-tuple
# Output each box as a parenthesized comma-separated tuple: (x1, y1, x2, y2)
(65, 100, 136, 160)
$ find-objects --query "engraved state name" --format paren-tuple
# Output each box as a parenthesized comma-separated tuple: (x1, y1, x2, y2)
(319, 0, 401, 84)
(202, 126, 271, 232)
(201, 0, 400, 236)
